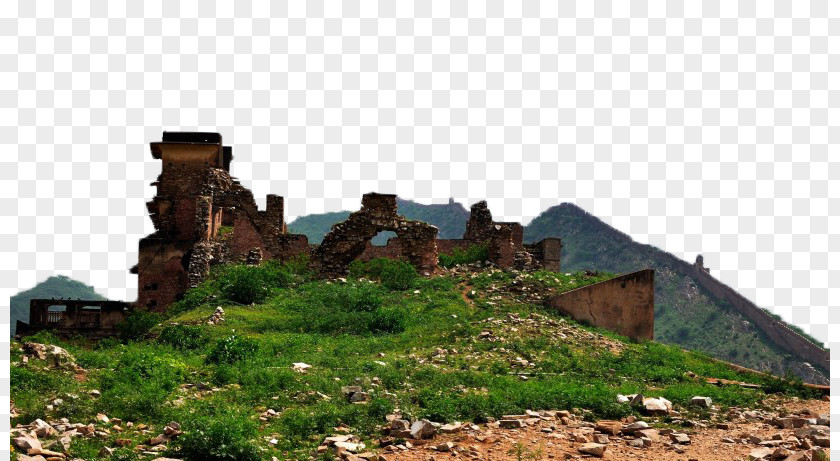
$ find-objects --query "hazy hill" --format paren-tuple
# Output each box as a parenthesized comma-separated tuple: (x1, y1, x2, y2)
(10, 275, 106, 335)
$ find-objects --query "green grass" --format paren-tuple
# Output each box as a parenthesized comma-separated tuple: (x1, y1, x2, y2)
(438, 243, 489, 268)
(11, 263, 820, 460)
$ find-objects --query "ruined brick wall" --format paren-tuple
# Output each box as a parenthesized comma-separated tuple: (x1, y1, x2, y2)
(314, 193, 439, 275)
(692, 257, 829, 371)
(356, 239, 406, 263)
(525, 238, 563, 272)
(544, 269, 655, 340)
(17, 300, 132, 338)
(138, 136, 308, 310)
(435, 239, 471, 256)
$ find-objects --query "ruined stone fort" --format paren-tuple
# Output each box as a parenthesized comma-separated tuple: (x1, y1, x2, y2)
(26, 132, 650, 338)
(131, 132, 563, 310)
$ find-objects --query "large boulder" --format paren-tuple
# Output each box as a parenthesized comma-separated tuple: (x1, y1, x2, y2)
(23, 343, 79, 370)
(578, 443, 606, 457)
(689, 396, 712, 408)
(409, 419, 437, 439)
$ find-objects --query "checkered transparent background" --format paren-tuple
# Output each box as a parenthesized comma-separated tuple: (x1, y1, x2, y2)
(3, 0, 838, 454)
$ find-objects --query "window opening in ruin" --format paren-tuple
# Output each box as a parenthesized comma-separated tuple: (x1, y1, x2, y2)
(47, 305, 66, 324)
(370, 231, 396, 246)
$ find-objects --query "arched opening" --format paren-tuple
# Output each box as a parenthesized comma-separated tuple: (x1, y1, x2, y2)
(370, 230, 396, 246)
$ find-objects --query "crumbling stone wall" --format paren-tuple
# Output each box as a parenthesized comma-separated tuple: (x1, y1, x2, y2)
(314, 193, 439, 276)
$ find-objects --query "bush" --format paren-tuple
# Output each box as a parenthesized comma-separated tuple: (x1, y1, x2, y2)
(367, 306, 407, 334)
(218, 265, 270, 305)
(97, 347, 187, 420)
(207, 335, 259, 364)
(438, 243, 489, 268)
(172, 413, 260, 461)
(349, 258, 418, 290)
(381, 260, 418, 290)
(117, 310, 163, 342)
(158, 324, 208, 350)
(346, 283, 383, 312)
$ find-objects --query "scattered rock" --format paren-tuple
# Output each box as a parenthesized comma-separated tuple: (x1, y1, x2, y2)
(749, 447, 774, 460)
(409, 419, 437, 439)
(499, 419, 526, 429)
(440, 422, 462, 434)
(578, 443, 606, 457)
(23, 343, 79, 370)
(292, 362, 312, 373)
(669, 433, 691, 444)
(206, 306, 225, 324)
(595, 420, 621, 436)
(642, 397, 672, 415)
(689, 396, 712, 408)
(13, 435, 42, 451)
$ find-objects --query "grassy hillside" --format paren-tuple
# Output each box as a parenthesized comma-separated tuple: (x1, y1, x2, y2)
(11, 259, 817, 460)
(287, 198, 469, 245)
(10, 275, 106, 336)
(524, 203, 828, 385)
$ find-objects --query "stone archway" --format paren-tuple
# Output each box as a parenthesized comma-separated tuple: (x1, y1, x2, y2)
(314, 193, 439, 276)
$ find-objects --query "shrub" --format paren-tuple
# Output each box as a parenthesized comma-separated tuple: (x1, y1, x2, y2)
(347, 283, 383, 312)
(97, 347, 187, 420)
(158, 324, 208, 350)
(381, 260, 418, 290)
(207, 335, 259, 364)
(368, 306, 407, 334)
(172, 413, 260, 461)
(438, 243, 489, 268)
(117, 310, 163, 342)
(218, 265, 270, 305)
(349, 258, 418, 290)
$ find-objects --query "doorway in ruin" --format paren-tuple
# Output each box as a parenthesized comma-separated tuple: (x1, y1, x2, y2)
(314, 194, 439, 275)
(370, 231, 396, 246)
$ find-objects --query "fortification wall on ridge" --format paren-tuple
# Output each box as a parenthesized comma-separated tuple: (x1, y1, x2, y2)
(692, 257, 829, 371)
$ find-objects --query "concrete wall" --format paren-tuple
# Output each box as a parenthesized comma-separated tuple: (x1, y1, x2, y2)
(691, 261, 829, 371)
(544, 269, 655, 340)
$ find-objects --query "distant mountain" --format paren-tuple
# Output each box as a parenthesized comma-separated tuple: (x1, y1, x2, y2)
(287, 198, 827, 384)
(10, 275, 106, 336)
(524, 203, 828, 385)
(288, 198, 470, 245)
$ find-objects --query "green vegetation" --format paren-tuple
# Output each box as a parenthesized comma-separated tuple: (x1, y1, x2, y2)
(10, 275, 106, 335)
(349, 258, 418, 290)
(438, 242, 489, 268)
(117, 311, 163, 342)
(157, 324, 208, 350)
(11, 262, 820, 460)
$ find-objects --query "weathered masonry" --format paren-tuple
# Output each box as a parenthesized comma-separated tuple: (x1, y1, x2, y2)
(16, 300, 133, 338)
(130, 132, 565, 309)
(544, 269, 655, 341)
